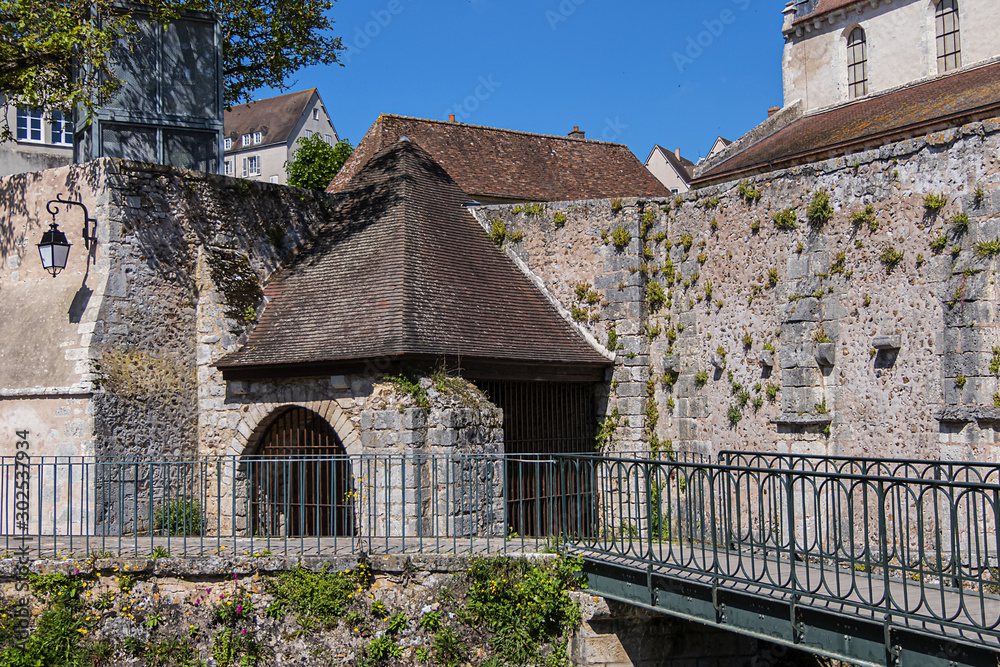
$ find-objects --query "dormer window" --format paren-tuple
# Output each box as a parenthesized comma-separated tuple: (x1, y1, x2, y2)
(224, 137, 232, 150)
(846, 28, 868, 100)
(935, 0, 961, 73)
(253, 131, 262, 144)
(242, 134, 251, 147)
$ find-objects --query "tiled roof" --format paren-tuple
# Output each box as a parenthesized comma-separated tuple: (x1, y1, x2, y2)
(217, 139, 612, 379)
(791, 0, 861, 26)
(223, 89, 315, 151)
(327, 115, 669, 202)
(693, 61, 1000, 185)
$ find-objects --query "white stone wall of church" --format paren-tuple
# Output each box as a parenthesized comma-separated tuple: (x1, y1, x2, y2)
(782, 0, 1000, 112)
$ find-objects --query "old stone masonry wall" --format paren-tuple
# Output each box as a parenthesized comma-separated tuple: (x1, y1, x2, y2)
(474, 116, 1000, 461)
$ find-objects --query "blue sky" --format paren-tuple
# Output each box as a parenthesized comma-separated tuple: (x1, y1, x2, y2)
(261, 0, 787, 165)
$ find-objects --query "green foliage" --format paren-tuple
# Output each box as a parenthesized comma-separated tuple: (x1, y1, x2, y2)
(815, 399, 828, 414)
(990, 348, 1000, 376)
(607, 324, 619, 351)
(849, 204, 877, 231)
(694, 370, 709, 387)
(931, 235, 948, 253)
(697, 252, 707, 264)
(976, 238, 1000, 258)
(151, 546, 171, 559)
(807, 189, 833, 229)
(742, 331, 753, 348)
(595, 409, 621, 449)
(681, 234, 694, 252)
(286, 135, 354, 190)
(153, 497, 203, 536)
(773, 208, 798, 230)
(830, 251, 846, 275)
(704, 197, 721, 210)
(863, 293, 872, 307)
(949, 211, 970, 233)
(265, 562, 371, 629)
(611, 198, 624, 213)
(553, 212, 567, 228)
(524, 203, 544, 216)
(611, 226, 632, 249)
(765, 383, 779, 403)
(738, 180, 762, 202)
(418, 611, 443, 632)
(466, 556, 584, 666)
(212, 627, 266, 667)
(727, 404, 743, 427)
(488, 219, 524, 246)
(570, 304, 589, 323)
(751, 220, 761, 234)
(879, 245, 904, 273)
(364, 635, 403, 665)
(924, 193, 948, 213)
(390, 373, 430, 410)
(709, 217, 719, 233)
(916, 254, 925, 267)
(646, 282, 666, 312)
(386, 612, 408, 634)
(956, 375, 967, 388)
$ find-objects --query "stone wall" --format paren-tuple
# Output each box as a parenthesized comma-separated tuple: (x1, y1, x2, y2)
(473, 115, 1000, 462)
(0, 554, 831, 667)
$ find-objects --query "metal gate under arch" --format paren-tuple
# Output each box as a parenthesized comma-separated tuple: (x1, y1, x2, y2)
(249, 407, 354, 537)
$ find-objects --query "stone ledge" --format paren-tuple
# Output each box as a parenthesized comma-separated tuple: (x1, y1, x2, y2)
(0, 386, 94, 398)
(771, 413, 833, 426)
(935, 405, 1000, 423)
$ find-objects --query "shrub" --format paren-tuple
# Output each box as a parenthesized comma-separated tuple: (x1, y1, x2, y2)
(738, 180, 762, 202)
(489, 219, 507, 246)
(646, 282, 667, 312)
(975, 238, 1000, 258)
(553, 212, 567, 228)
(153, 497, 203, 536)
(524, 203, 544, 215)
(265, 562, 371, 629)
(773, 208, 798, 230)
(727, 405, 743, 427)
(611, 226, 631, 249)
(879, 245, 904, 273)
(849, 204, 876, 231)
(807, 189, 833, 229)
(924, 193, 948, 213)
(949, 211, 970, 233)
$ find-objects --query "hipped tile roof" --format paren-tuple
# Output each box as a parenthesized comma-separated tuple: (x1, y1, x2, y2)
(217, 139, 612, 378)
(327, 115, 669, 202)
(693, 61, 1000, 185)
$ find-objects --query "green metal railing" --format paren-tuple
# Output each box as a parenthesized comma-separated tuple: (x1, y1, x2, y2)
(558, 453, 1000, 647)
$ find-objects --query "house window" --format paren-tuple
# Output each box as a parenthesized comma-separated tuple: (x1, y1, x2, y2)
(325, 134, 333, 145)
(50, 110, 73, 145)
(242, 155, 261, 177)
(16, 108, 43, 143)
(304, 129, 313, 138)
(224, 137, 232, 150)
(269, 175, 279, 184)
(936, 0, 961, 73)
(242, 134, 252, 147)
(225, 159, 234, 176)
(847, 27, 868, 99)
(253, 131, 262, 144)
(312, 108, 319, 121)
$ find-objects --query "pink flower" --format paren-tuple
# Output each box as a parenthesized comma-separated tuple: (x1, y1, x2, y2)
(237, 604, 243, 615)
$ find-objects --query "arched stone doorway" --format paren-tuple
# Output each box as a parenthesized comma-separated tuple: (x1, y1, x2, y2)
(248, 407, 353, 537)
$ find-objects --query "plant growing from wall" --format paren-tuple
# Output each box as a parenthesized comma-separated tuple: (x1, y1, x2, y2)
(710, 217, 719, 233)
(611, 198, 624, 213)
(390, 373, 431, 410)
(812, 325, 831, 344)
(916, 254, 925, 267)
(849, 204, 877, 231)
(727, 404, 743, 428)
(524, 203, 544, 216)
(955, 375, 967, 388)
(738, 180, 762, 203)
(990, 347, 1000, 376)
(750, 220, 761, 234)
(924, 193, 948, 213)
(595, 408, 621, 449)
(680, 233, 694, 252)
(975, 185, 986, 205)
(646, 282, 667, 312)
(611, 226, 631, 249)
(553, 212, 567, 228)
(773, 208, 798, 230)
(949, 211, 970, 233)
(742, 331, 753, 348)
(765, 383, 779, 403)
(830, 251, 846, 275)
(931, 235, 948, 253)
(975, 239, 1000, 258)
(880, 245, 904, 273)
(695, 370, 709, 387)
(807, 189, 833, 229)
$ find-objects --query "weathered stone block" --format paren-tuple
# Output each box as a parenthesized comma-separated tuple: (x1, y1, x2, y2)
(873, 334, 901, 350)
(815, 342, 836, 367)
(760, 350, 774, 368)
(785, 297, 820, 322)
(787, 255, 809, 280)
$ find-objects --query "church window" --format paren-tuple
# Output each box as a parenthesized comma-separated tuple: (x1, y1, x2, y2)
(936, 0, 961, 73)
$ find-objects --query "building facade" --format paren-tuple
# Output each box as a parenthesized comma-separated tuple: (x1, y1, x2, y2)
(222, 89, 338, 185)
(644, 145, 695, 195)
(782, 0, 1000, 113)
(0, 104, 74, 177)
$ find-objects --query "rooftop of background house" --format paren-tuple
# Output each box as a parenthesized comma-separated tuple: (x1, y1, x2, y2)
(327, 114, 670, 202)
(217, 138, 613, 381)
(223, 89, 318, 150)
(693, 59, 1000, 186)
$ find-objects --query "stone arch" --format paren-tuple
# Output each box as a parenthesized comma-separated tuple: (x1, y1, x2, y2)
(228, 399, 362, 458)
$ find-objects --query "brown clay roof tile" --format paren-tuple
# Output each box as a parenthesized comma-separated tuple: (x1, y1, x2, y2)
(223, 89, 316, 150)
(327, 115, 669, 202)
(217, 139, 612, 379)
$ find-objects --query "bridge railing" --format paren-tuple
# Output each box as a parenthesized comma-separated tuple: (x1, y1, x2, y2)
(562, 453, 1000, 639)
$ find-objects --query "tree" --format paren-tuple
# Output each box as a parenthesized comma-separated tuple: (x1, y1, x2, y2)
(286, 135, 353, 190)
(0, 0, 343, 138)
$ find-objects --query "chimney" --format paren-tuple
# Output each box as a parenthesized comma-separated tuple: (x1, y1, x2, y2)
(448, 114, 456, 122)
(768, 106, 781, 118)
(675, 148, 681, 160)
(568, 126, 585, 139)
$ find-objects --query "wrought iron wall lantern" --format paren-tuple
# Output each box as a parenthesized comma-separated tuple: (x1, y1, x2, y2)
(37, 194, 98, 277)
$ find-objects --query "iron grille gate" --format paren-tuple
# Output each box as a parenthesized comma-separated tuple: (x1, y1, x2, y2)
(250, 408, 353, 537)
(478, 381, 598, 538)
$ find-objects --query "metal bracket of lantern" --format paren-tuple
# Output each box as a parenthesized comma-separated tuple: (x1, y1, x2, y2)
(37, 194, 98, 277)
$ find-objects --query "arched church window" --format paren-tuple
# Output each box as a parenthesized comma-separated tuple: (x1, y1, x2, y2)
(847, 28, 868, 100)
(936, 0, 962, 73)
